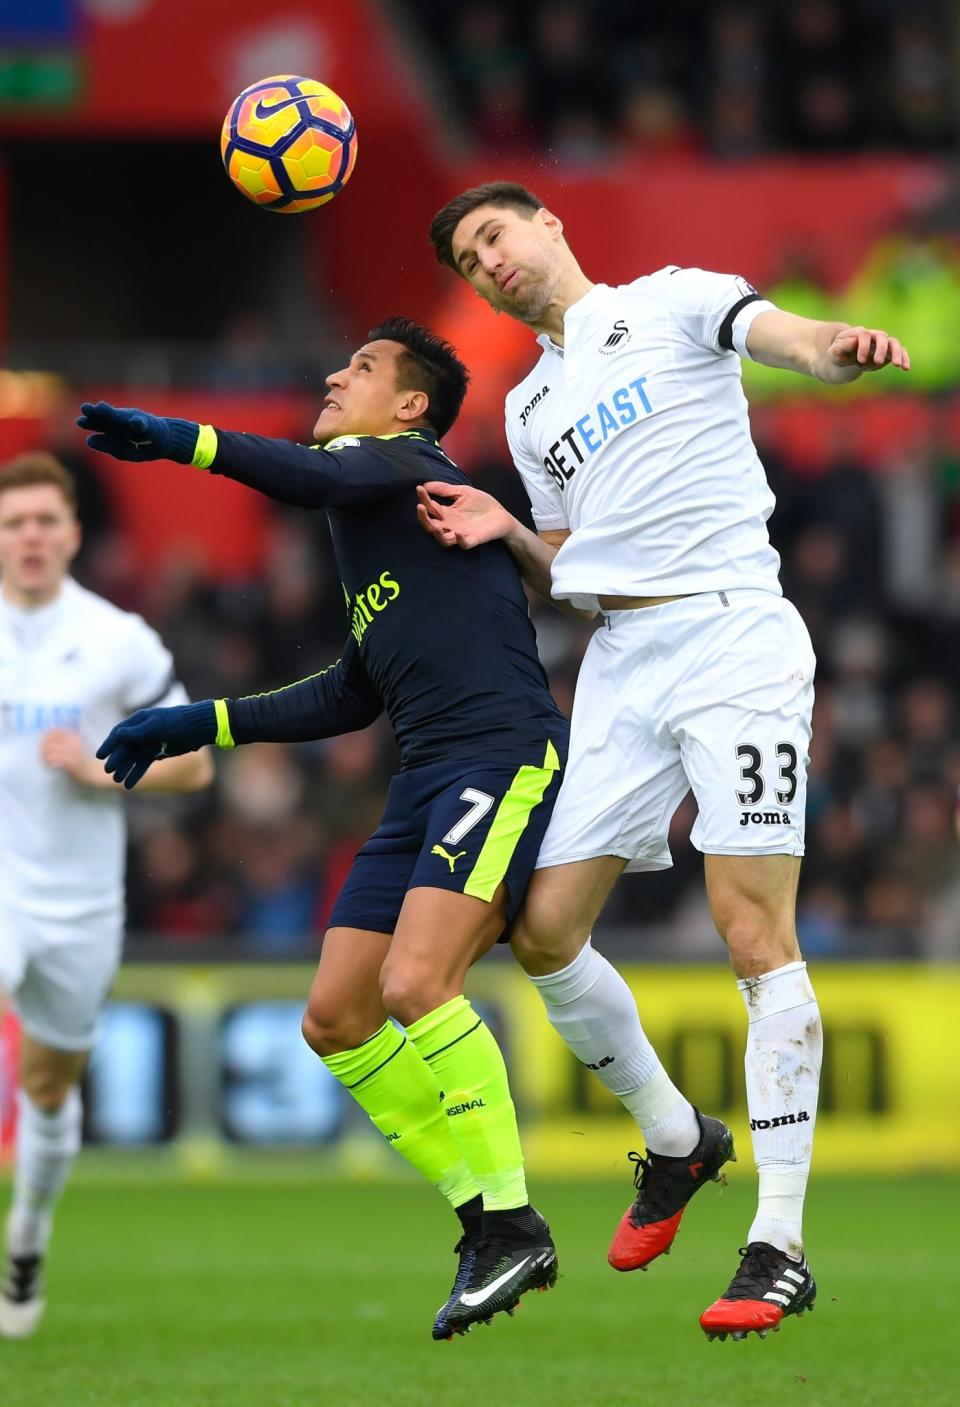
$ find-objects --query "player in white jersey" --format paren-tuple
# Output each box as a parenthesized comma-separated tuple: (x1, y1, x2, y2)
(421, 182, 910, 1340)
(0, 454, 213, 1338)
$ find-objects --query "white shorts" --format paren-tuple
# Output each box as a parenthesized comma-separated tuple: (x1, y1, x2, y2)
(536, 590, 815, 872)
(0, 903, 123, 1052)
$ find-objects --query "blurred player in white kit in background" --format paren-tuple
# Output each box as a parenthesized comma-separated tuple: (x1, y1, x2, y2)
(0, 453, 213, 1338)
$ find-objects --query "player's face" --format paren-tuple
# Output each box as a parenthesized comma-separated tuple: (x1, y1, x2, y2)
(313, 340, 418, 443)
(451, 204, 567, 323)
(0, 483, 81, 606)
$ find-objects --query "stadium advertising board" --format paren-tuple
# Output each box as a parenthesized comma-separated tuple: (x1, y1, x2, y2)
(4, 964, 954, 1175)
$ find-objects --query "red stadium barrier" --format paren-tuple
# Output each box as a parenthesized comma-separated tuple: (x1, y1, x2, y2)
(450, 157, 949, 294)
(753, 395, 960, 474)
(0, 155, 6, 357)
(0, 1009, 19, 1163)
(0, 0, 430, 137)
(0, 391, 315, 577)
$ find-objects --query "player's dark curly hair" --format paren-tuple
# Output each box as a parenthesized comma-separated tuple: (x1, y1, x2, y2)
(429, 182, 543, 272)
(368, 316, 469, 440)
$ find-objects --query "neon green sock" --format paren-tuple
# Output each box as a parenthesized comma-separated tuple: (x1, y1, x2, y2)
(322, 1022, 479, 1209)
(406, 995, 528, 1211)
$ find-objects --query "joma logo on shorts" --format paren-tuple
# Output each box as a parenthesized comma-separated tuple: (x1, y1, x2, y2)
(739, 810, 791, 826)
(750, 1111, 810, 1130)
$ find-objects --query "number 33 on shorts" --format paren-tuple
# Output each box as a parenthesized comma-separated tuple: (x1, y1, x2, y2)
(732, 740, 805, 839)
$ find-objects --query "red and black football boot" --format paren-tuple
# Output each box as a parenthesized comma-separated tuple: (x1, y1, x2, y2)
(608, 1110, 735, 1272)
(700, 1241, 816, 1341)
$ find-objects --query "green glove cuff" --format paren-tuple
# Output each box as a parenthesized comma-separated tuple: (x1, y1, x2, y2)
(192, 424, 219, 470)
(213, 698, 236, 749)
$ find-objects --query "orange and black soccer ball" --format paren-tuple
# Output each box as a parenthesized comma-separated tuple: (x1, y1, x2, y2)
(220, 75, 358, 213)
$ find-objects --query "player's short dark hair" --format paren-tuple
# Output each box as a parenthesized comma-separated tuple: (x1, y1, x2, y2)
(0, 452, 77, 514)
(368, 316, 469, 439)
(429, 182, 543, 272)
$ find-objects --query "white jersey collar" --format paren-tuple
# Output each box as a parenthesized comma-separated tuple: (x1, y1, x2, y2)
(0, 576, 77, 634)
(536, 283, 612, 359)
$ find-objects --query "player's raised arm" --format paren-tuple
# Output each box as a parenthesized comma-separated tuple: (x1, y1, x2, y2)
(77, 402, 421, 509)
(745, 310, 911, 383)
(97, 637, 383, 789)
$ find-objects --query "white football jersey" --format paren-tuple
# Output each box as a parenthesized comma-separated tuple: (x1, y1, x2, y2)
(0, 577, 187, 921)
(504, 267, 782, 607)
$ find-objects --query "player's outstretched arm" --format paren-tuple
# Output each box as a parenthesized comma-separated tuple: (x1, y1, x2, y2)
(79, 402, 424, 509)
(97, 641, 382, 789)
(746, 311, 910, 383)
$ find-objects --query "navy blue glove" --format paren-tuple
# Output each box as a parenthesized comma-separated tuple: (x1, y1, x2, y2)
(77, 401, 201, 464)
(97, 701, 217, 789)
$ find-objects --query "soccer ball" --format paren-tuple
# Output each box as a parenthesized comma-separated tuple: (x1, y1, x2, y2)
(220, 75, 358, 213)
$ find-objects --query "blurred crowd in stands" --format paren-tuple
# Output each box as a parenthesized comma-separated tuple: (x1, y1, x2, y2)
(405, 0, 958, 159)
(55, 406, 960, 963)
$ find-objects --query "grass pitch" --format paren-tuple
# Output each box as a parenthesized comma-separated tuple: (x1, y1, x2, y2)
(1, 1173, 954, 1407)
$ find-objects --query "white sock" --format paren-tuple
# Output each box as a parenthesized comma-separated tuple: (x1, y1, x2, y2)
(528, 940, 699, 1156)
(739, 960, 822, 1260)
(7, 1088, 83, 1257)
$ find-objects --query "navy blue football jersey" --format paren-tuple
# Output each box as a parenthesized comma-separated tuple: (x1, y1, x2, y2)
(208, 426, 568, 767)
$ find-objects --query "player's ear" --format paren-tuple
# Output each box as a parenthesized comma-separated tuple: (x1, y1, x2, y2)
(397, 390, 429, 423)
(539, 207, 563, 240)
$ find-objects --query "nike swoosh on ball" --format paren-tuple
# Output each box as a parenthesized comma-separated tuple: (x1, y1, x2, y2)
(254, 96, 307, 119)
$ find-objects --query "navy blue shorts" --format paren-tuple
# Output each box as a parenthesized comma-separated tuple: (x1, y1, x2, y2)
(328, 737, 565, 938)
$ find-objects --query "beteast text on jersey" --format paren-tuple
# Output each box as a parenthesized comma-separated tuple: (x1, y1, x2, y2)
(542, 376, 653, 490)
(0, 700, 84, 736)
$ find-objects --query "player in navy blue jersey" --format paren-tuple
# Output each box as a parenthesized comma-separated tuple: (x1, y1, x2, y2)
(80, 319, 566, 1338)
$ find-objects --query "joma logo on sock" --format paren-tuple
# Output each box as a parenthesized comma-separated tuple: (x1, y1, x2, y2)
(740, 810, 791, 826)
(446, 1099, 486, 1117)
(750, 1111, 810, 1130)
(586, 1055, 615, 1069)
